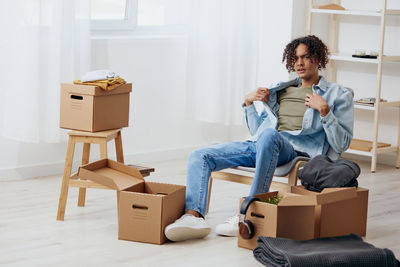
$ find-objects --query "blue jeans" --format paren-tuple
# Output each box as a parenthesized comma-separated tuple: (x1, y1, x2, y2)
(185, 128, 299, 216)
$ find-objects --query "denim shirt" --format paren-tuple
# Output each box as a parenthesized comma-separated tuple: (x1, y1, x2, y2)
(244, 76, 354, 158)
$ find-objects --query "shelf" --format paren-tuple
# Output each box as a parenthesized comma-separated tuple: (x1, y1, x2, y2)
(376, 146, 399, 153)
(382, 56, 400, 62)
(349, 138, 391, 152)
(386, 9, 400, 15)
(354, 101, 400, 110)
(330, 54, 400, 64)
(311, 8, 400, 16)
(344, 147, 398, 156)
(354, 104, 375, 110)
(344, 149, 372, 156)
(330, 54, 377, 63)
(346, 139, 398, 156)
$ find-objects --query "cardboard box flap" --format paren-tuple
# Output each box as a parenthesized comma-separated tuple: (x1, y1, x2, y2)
(278, 193, 317, 207)
(78, 159, 144, 190)
(61, 83, 132, 96)
(316, 187, 358, 204)
(291, 186, 358, 205)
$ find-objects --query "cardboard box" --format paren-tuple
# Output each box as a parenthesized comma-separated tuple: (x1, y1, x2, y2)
(238, 191, 318, 250)
(78, 159, 186, 244)
(238, 186, 368, 250)
(291, 185, 369, 238)
(60, 83, 132, 132)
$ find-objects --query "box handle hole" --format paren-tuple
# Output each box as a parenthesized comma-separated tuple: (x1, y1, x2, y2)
(156, 193, 168, 196)
(132, 204, 148, 210)
(251, 212, 264, 219)
(70, 95, 83, 100)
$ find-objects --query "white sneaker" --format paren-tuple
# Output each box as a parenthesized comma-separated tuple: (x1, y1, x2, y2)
(215, 215, 239, 237)
(165, 214, 211, 242)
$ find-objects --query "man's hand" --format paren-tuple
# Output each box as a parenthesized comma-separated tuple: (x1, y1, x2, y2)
(245, 87, 270, 107)
(305, 92, 330, 117)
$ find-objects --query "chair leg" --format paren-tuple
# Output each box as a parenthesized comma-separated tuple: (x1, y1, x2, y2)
(115, 131, 124, 163)
(57, 137, 76, 221)
(288, 161, 306, 187)
(206, 177, 213, 214)
(78, 143, 91, 207)
(287, 170, 297, 187)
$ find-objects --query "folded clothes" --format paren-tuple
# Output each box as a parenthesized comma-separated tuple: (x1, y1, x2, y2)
(254, 234, 399, 267)
(81, 69, 119, 82)
(298, 155, 360, 192)
(74, 77, 126, 91)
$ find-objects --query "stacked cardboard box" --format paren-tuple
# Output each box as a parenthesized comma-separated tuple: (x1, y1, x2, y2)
(60, 83, 132, 132)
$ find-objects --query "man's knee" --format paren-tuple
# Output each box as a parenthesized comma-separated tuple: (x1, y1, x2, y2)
(188, 148, 212, 163)
(257, 128, 280, 143)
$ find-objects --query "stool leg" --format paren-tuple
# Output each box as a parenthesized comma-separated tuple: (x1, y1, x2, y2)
(100, 139, 108, 159)
(115, 131, 124, 163)
(57, 137, 76, 221)
(78, 143, 91, 207)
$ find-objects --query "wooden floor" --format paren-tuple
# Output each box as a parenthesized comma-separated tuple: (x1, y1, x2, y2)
(0, 157, 399, 266)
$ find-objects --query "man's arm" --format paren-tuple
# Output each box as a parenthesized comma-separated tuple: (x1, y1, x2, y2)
(306, 90, 354, 153)
(243, 88, 270, 135)
(244, 87, 270, 107)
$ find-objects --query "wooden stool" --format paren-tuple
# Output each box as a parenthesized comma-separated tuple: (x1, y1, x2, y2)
(56, 128, 125, 221)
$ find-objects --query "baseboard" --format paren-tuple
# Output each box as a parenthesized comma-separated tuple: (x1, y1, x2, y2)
(0, 162, 68, 181)
(0, 145, 202, 181)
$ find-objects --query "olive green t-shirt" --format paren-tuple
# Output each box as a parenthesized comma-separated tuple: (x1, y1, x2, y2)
(277, 85, 313, 132)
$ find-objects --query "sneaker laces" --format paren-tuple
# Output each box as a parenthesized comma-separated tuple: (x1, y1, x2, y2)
(177, 214, 205, 223)
(224, 215, 239, 225)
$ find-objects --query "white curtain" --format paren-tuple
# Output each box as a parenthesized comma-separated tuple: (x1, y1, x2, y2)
(0, 0, 91, 143)
(185, 0, 261, 125)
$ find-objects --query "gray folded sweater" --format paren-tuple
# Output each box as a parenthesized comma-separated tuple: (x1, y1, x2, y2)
(254, 234, 399, 267)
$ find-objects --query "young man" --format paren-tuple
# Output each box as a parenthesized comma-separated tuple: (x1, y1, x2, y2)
(165, 35, 354, 241)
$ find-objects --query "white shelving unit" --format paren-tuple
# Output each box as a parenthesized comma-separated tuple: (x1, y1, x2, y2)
(307, 0, 400, 172)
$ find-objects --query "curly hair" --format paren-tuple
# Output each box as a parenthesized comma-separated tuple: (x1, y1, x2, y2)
(282, 35, 330, 72)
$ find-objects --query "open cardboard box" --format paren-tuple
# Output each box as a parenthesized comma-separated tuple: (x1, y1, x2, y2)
(291, 185, 368, 238)
(238, 186, 368, 250)
(238, 190, 317, 250)
(60, 83, 132, 132)
(78, 159, 185, 244)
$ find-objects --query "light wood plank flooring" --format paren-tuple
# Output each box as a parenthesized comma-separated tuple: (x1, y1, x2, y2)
(0, 158, 399, 266)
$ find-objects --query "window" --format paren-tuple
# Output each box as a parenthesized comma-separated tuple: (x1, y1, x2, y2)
(137, 0, 188, 26)
(91, 0, 137, 31)
(91, 0, 126, 20)
(91, 0, 188, 32)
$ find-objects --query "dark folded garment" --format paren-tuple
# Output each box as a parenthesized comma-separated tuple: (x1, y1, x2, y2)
(299, 155, 360, 192)
(253, 234, 399, 267)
